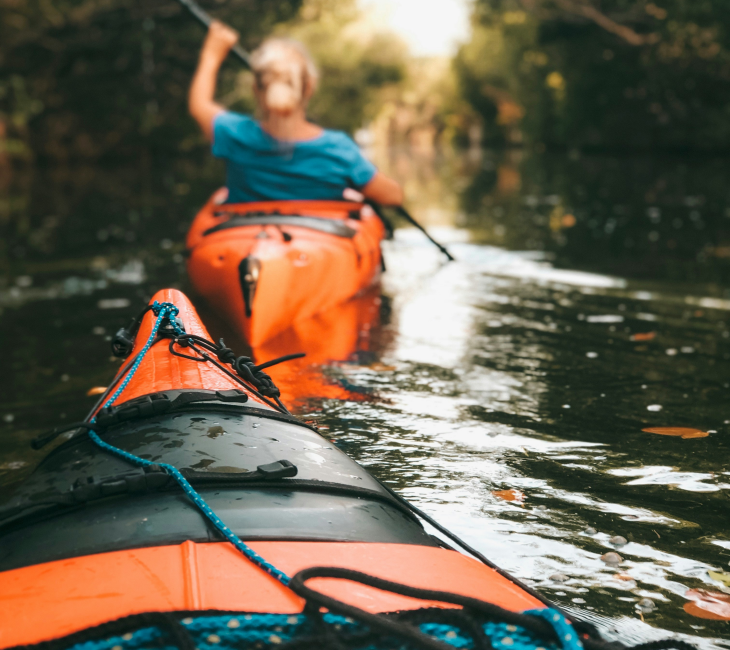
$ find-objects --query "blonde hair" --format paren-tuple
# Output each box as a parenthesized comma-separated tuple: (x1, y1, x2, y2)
(250, 38, 318, 115)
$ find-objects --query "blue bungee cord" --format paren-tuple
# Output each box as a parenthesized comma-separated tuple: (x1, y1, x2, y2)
(86, 300, 291, 586)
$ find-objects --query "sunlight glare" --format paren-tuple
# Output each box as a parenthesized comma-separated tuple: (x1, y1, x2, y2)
(359, 0, 471, 57)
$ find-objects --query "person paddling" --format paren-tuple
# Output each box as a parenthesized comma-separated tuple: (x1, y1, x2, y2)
(188, 21, 404, 206)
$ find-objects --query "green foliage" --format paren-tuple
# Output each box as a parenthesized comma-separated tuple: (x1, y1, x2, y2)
(456, 0, 730, 150)
(0, 0, 303, 160)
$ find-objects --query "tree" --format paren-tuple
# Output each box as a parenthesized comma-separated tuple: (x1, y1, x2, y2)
(456, 0, 730, 150)
(0, 0, 303, 160)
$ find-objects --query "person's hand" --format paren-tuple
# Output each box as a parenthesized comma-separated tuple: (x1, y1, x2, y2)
(202, 20, 239, 63)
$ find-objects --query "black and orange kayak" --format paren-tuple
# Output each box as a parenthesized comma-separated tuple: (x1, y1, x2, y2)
(186, 191, 386, 347)
(0, 290, 680, 650)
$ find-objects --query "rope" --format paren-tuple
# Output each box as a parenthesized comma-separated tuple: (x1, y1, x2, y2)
(87, 301, 291, 587)
(166, 332, 303, 414)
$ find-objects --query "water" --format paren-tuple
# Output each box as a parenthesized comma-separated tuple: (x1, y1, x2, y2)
(1, 150, 730, 647)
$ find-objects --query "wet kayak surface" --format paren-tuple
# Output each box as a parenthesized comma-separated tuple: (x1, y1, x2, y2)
(1, 151, 729, 648)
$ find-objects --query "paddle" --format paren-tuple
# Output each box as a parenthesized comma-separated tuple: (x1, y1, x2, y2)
(177, 0, 455, 262)
(367, 202, 456, 262)
(176, 0, 252, 69)
(394, 205, 455, 262)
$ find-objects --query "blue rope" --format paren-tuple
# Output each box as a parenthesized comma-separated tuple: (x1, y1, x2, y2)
(87, 301, 291, 586)
(525, 609, 583, 650)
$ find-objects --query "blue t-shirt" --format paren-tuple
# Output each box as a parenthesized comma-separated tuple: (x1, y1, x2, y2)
(212, 112, 377, 203)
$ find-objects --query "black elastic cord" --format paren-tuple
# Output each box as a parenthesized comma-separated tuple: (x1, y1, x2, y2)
(168, 337, 287, 413)
(254, 352, 306, 371)
(165, 334, 303, 415)
(289, 567, 561, 647)
(288, 567, 689, 650)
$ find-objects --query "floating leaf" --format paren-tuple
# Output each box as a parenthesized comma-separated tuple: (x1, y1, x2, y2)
(683, 589, 730, 620)
(493, 489, 525, 503)
(680, 429, 710, 439)
(86, 386, 107, 396)
(708, 570, 730, 587)
(561, 214, 576, 228)
(369, 362, 396, 372)
(631, 332, 656, 342)
(642, 427, 709, 439)
(614, 573, 634, 581)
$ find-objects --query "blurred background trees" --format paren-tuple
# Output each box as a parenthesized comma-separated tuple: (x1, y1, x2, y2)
(3, 0, 730, 161)
(0, 0, 411, 161)
(0, 0, 304, 160)
(456, 0, 730, 150)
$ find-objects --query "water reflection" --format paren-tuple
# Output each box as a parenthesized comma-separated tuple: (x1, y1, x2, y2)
(1, 149, 730, 647)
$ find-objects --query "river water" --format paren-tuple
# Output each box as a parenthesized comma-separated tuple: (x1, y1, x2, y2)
(1, 149, 729, 647)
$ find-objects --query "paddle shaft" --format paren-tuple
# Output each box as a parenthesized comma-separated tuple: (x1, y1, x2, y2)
(394, 206, 455, 262)
(176, 0, 252, 69)
(368, 202, 455, 262)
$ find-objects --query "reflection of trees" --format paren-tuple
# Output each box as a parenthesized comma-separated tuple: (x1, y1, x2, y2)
(0, 156, 224, 278)
(459, 149, 730, 284)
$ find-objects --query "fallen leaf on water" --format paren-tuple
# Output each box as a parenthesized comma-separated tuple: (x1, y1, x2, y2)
(561, 214, 576, 228)
(708, 570, 730, 587)
(368, 362, 396, 372)
(492, 489, 525, 504)
(631, 332, 656, 342)
(642, 427, 709, 439)
(680, 429, 710, 439)
(86, 386, 108, 396)
(683, 589, 730, 620)
(614, 573, 634, 581)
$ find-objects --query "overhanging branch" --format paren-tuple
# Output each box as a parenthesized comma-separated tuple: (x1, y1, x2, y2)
(522, 0, 660, 46)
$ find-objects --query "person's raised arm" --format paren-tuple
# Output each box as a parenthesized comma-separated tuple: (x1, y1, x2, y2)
(361, 171, 404, 206)
(189, 21, 239, 141)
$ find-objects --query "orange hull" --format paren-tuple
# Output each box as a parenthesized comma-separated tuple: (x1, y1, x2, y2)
(186, 191, 386, 347)
(0, 541, 542, 648)
(0, 289, 545, 649)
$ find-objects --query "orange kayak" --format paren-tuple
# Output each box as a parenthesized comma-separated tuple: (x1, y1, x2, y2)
(186, 190, 386, 347)
(0, 289, 648, 650)
(0, 289, 552, 649)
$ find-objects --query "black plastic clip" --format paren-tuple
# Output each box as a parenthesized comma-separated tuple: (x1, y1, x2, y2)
(256, 459, 298, 479)
(111, 327, 136, 358)
(214, 389, 249, 403)
(95, 393, 172, 429)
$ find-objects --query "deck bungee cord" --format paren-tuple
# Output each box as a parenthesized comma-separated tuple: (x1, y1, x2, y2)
(9, 299, 695, 650)
(111, 301, 303, 414)
(30, 304, 302, 452)
(81, 301, 293, 587)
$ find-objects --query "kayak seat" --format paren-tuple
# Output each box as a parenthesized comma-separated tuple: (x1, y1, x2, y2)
(204, 213, 358, 238)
